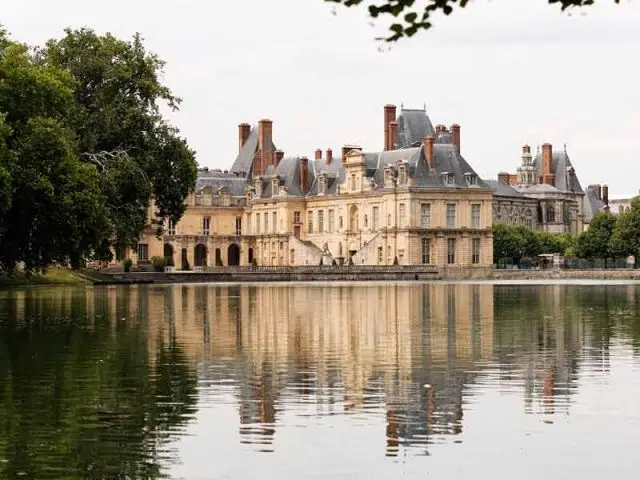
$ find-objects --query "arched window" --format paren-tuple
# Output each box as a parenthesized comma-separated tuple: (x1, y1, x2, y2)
(546, 205, 555, 223)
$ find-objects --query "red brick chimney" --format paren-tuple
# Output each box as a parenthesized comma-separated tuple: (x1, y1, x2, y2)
(315, 149, 322, 161)
(588, 184, 602, 200)
(424, 136, 435, 168)
(451, 124, 460, 154)
(256, 119, 273, 176)
(326, 148, 333, 165)
(275, 150, 284, 166)
(384, 104, 396, 151)
(389, 121, 398, 151)
(498, 172, 511, 185)
(238, 123, 251, 154)
(541, 143, 554, 185)
(300, 157, 309, 193)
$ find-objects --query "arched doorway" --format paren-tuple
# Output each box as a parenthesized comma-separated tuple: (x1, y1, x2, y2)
(248, 248, 254, 265)
(228, 243, 240, 266)
(215, 248, 222, 266)
(163, 244, 174, 267)
(181, 248, 189, 270)
(194, 243, 207, 267)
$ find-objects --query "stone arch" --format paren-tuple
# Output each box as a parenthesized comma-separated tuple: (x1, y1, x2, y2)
(181, 247, 189, 270)
(248, 248, 254, 264)
(163, 243, 174, 266)
(228, 243, 240, 266)
(349, 205, 359, 231)
(215, 248, 222, 266)
(194, 243, 207, 267)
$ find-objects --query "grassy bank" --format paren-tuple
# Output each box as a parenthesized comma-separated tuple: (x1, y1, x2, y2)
(0, 269, 91, 286)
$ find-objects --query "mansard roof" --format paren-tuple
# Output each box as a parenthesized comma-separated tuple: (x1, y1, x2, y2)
(229, 125, 278, 177)
(396, 107, 436, 149)
(257, 156, 315, 199)
(485, 179, 528, 199)
(583, 188, 607, 223)
(196, 169, 246, 196)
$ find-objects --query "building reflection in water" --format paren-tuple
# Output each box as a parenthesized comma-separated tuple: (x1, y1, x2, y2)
(5, 282, 631, 459)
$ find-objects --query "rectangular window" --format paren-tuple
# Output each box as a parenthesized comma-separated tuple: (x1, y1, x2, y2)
(472, 238, 481, 264)
(167, 219, 176, 235)
(471, 204, 481, 229)
(264, 212, 268, 233)
(256, 213, 261, 234)
(377, 246, 383, 264)
(318, 210, 324, 233)
(399, 203, 406, 227)
(421, 238, 430, 264)
(372, 206, 379, 230)
(272, 212, 277, 233)
(235, 217, 242, 235)
(136, 243, 149, 262)
(203, 216, 211, 235)
(447, 238, 456, 264)
(328, 209, 335, 233)
(308, 211, 313, 233)
(293, 211, 301, 224)
(446, 204, 456, 228)
(420, 203, 431, 228)
(351, 174, 356, 191)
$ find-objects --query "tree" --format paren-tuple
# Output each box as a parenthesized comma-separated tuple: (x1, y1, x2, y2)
(43, 28, 197, 250)
(574, 212, 616, 259)
(610, 197, 640, 261)
(326, 0, 623, 42)
(493, 223, 523, 263)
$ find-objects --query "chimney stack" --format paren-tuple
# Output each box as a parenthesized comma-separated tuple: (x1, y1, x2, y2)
(384, 104, 397, 151)
(315, 149, 322, 161)
(498, 172, 511, 185)
(342, 145, 351, 162)
(257, 119, 274, 176)
(451, 124, 460, 154)
(602, 184, 609, 205)
(275, 150, 284, 166)
(424, 136, 435, 168)
(541, 143, 554, 185)
(326, 148, 333, 165)
(389, 121, 398, 151)
(238, 123, 251, 154)
(588, 184, 602, 201)
(300, 157, 309, 194)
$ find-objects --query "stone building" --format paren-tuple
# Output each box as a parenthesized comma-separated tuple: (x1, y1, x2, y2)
(489, 143, 608, 234)
(128, 104, 494, 274)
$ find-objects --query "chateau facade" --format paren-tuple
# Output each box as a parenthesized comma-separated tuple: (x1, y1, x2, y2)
(488, 143, 608, 234)
(130, 104, 494, 273)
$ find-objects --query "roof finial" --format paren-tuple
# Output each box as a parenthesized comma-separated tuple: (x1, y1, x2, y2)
(400, 102, 404, 109)
(536, 145, 540, 155)
(423, 101, 426, 111)
(564, 142, 567, 153)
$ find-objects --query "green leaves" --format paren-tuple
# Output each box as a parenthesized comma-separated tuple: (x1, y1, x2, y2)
(326, 0, 621, 42)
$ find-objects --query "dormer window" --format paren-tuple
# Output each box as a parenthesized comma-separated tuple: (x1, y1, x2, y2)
(318, 174, 326, 195)
(271, 177, 279, 196)
(442, 172, 455, 186)
(254, 179, 262, 197)
(384, 167, 395, 188)
(464, 172, 477, 186)
(398, 165, 407, 184)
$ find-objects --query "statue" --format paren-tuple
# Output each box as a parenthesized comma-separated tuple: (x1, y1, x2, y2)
(322, 242, 331, 256)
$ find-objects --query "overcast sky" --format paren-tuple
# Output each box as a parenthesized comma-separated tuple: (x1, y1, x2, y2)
(2, 0, 639, 196)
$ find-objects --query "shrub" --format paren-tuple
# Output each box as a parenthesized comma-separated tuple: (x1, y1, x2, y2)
(251, 258, 258, 267)
(123, 258, 133, 272)
(151, 256, 165, 272)
(332, 259, 338, 267)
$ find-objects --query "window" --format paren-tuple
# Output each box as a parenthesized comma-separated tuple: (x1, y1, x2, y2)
(318, 210, 325, 233)
(447, 238, 456, 264)
(235, 217, 242, 235)
(272, 178, 279, 195)
(339, 216, 343, 229)
(443, 172, 455, 185)
(399, 166, 407, 184)
(256, 213, 261, 234)
(472, 238, 481, 264)
(293, 211, 301, 224)
(272, 212, 277, 233)
(167, 219, 176, 235)
(471, 204, 481, 228)
(421, 238, 430, 264)
(525, 217, 533, 229)
(328, 209, 335, 233)
(420, 204, 431, 228)
(318, 175, 326, 194)
(290, 249, 295, 264)
(203, 216, 211, 236)
(137, 243, 149, 262)
(446, 204, 456, 228)
(465, 173, 477, 186)
(399, 203, 406, 227)
(351, 174, 356, 191)
(308, 211, 313, 233)
(364, 215, 368, 228)
(377, 246, 383, 264)
(264, 212, 268, 233)
(372, 206, 379, 230)
(546, 205, 555, 223)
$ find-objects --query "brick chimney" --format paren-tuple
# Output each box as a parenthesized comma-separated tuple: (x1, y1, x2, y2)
(424, 136, 435, 168)
(602, 184, 609, 205)
(238, 123, 251, 154)
(342, 145, 351, 162)
(256, 119, 273, 177)
(588, 184, 602, 200)
(451, 124, 460, 154)
(389, 121, 398, 151)
(384, 104, 396, 151)
(275, 150, 284, 166)
(541, 143, 555, 185)
(326, 148, 333, 165)
(300, 157, 309, 193)
(498, 172, 511, 185)
(315, 149, 322, 161)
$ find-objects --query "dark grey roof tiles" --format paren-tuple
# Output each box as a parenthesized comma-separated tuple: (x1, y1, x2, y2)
(533, 149, 583, 194)
(583, 188, 607, 222)
(229, 125, 277, 177)
(485, 179, 527, 198)
(196, 172, 247, 196)
(396, 108, 436, 149)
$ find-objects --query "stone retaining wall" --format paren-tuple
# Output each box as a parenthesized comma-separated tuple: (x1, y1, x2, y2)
(493, 269, 640, 280)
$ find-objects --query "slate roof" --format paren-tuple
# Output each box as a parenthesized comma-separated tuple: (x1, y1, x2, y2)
(484, 179, 528, 199)
(258, 156, 315, 198)
(229, 125, 277, 177)
(533, 148, 583, 194)
(196, 170, 247, 196)
(396, 108, 436, 149)
(583, 188, 607, 223)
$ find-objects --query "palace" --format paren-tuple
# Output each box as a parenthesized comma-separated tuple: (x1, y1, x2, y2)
(129, 104, 494, 274)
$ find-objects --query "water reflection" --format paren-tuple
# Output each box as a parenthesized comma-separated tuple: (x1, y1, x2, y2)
(1, 282, 640, 478)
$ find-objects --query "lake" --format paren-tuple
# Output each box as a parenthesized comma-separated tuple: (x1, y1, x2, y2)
(1, 282, 639, 479)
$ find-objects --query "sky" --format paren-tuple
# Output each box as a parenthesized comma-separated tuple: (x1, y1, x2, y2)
(2, 0, 639, 197)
